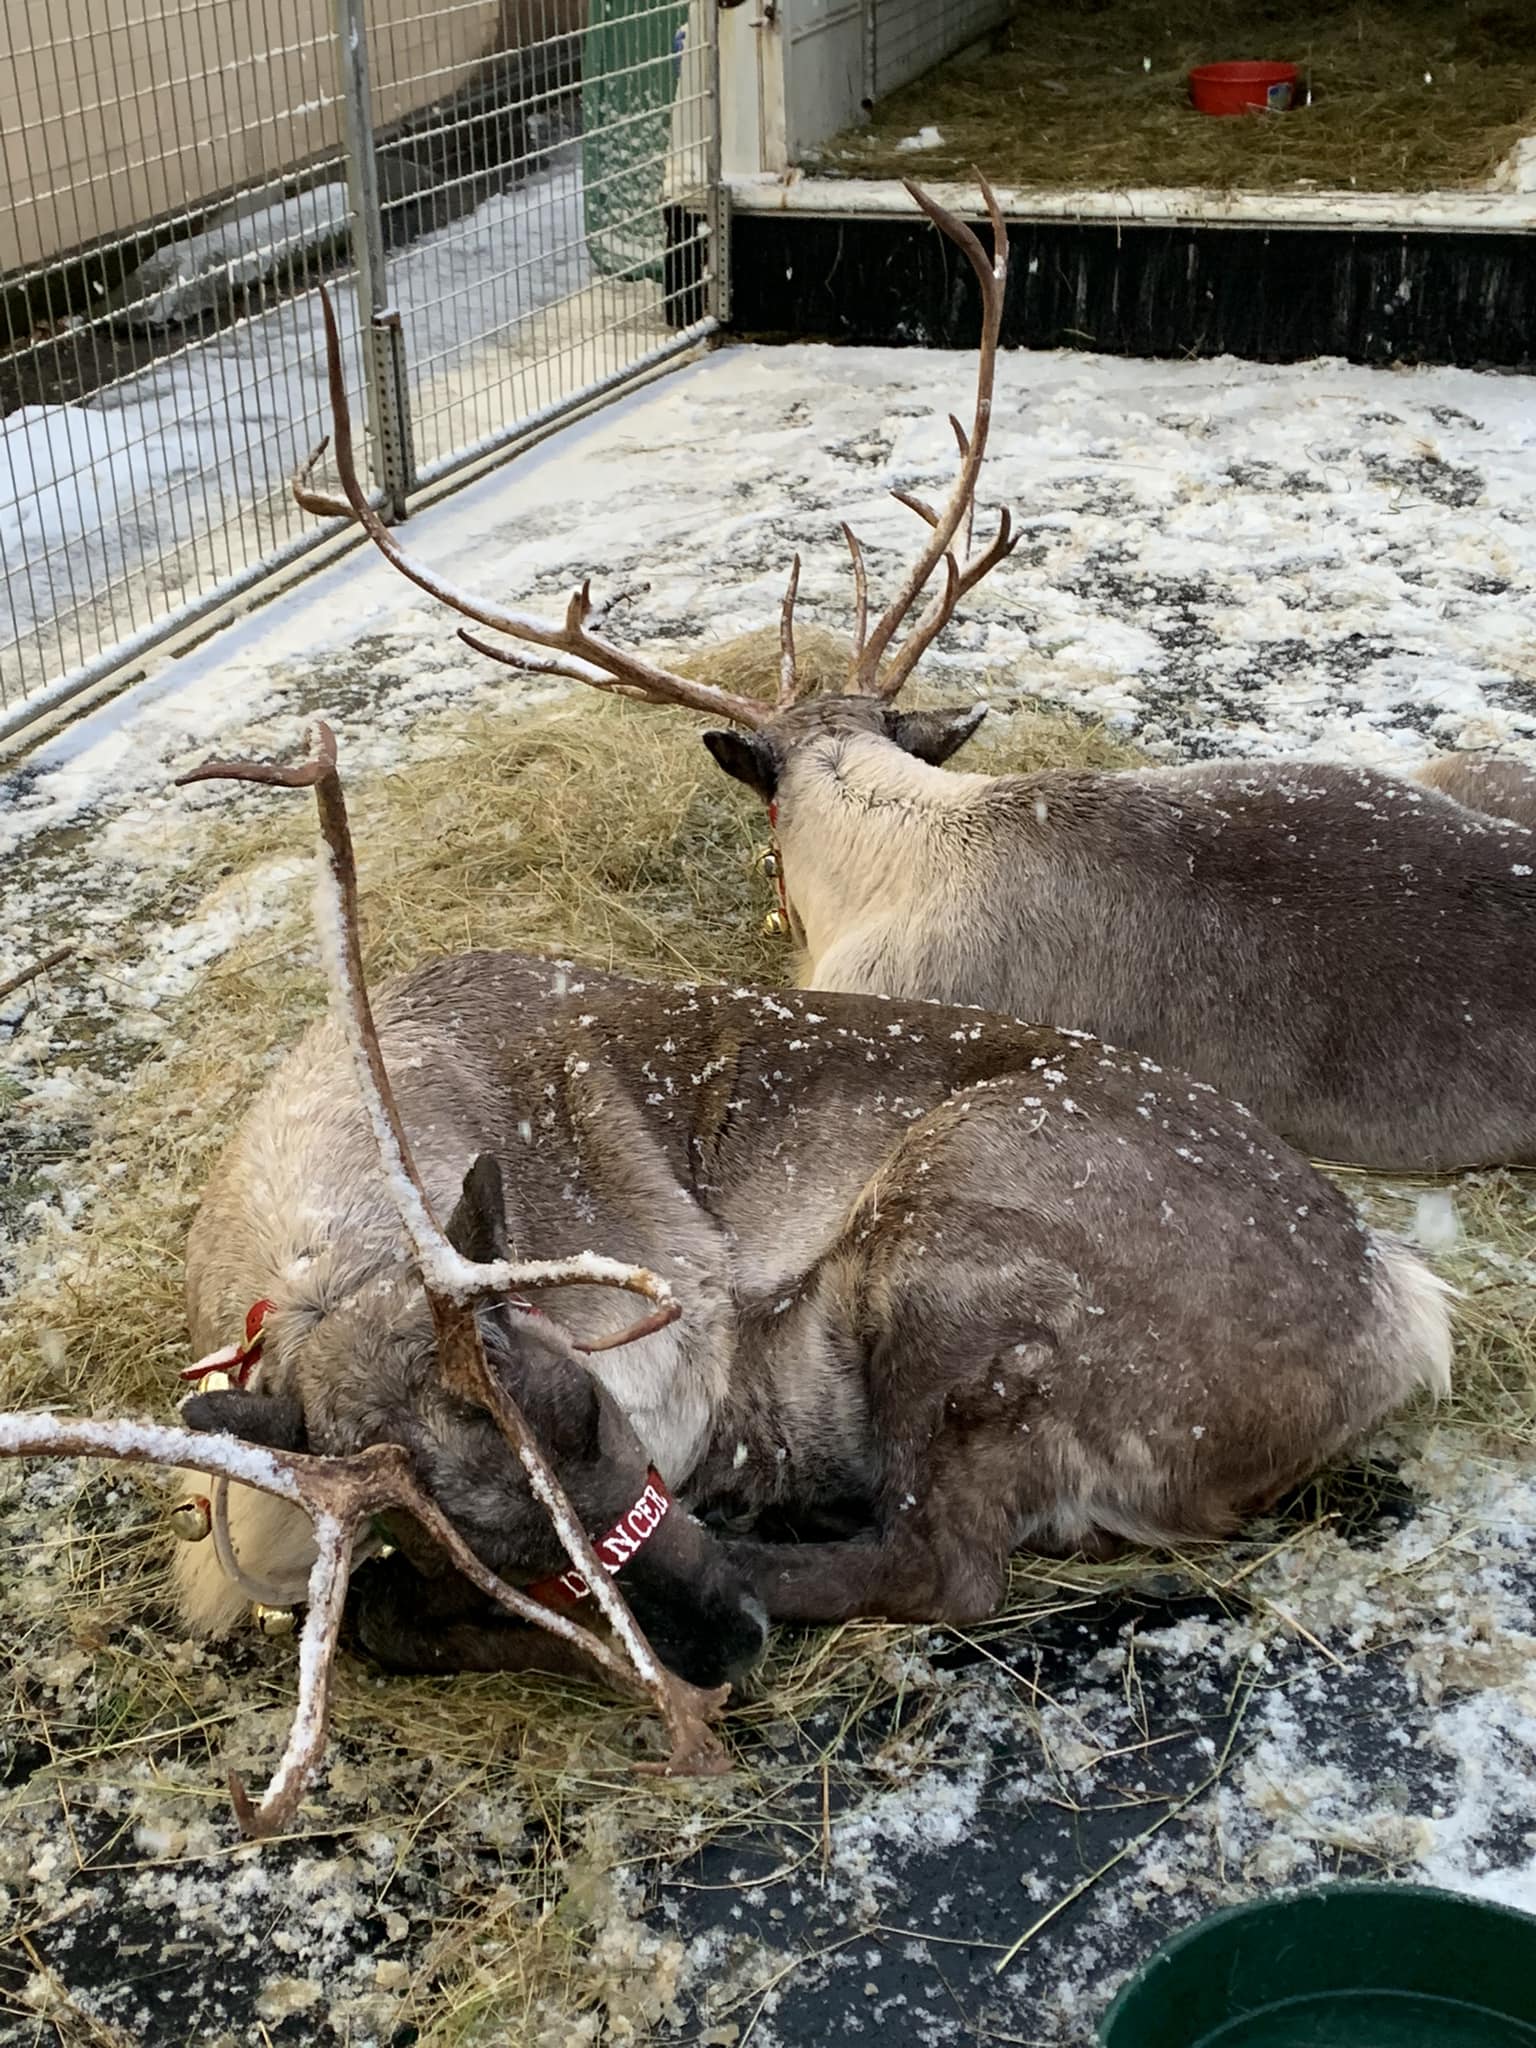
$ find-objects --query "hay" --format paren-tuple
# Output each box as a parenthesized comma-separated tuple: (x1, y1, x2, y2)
(818, 0, 1536, 194)
(2, 636, 1532, 2041)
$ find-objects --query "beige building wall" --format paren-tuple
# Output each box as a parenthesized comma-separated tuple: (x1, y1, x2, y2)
(0, 0, 583, 277)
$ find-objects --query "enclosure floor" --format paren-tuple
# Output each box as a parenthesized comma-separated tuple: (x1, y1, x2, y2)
(5, 341, 1536, 2047)
(818, 0, 1536, 193)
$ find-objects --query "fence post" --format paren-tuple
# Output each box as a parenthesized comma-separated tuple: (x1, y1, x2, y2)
(332, 0, 414, 520)
(706, 6, 731, 323)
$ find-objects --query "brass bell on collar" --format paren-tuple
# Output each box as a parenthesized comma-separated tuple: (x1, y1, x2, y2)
(752, 844, 779, 880)
(761, 908, 789, 938)
(198, 1369, 234, 1395)
(253, 1604, 297, 1638)
(168, 1496, 212, 1544)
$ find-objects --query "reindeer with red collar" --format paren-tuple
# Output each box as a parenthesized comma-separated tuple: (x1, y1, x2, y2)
(301, 177, 1536, 1175)
(0, 717, 1451, 1829)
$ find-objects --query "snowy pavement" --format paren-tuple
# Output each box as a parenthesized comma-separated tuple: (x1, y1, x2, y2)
(8, 337, 1536, 839)
(4, 339, 1536, 2044)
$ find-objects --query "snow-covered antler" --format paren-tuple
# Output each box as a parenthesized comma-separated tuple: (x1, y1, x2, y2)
(0, 1416, 662, 1837)
(173, 722, 730, 1783)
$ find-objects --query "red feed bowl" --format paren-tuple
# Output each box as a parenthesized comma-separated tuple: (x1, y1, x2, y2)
(1189, 60, 1299, 116)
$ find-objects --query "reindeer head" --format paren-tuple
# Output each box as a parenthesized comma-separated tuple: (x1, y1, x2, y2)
(292, 174, 1013, 860)
(182, 1144, 767, 1693)
(0, 725, 753, 1832)
(174, 725, 768, 1698)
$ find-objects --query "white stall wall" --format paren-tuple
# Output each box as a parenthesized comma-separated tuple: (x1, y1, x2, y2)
(870, 0, 1012, 100)
(719, 0, 1014, 178)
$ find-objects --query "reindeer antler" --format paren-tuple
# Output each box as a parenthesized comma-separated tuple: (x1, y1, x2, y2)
(0, 1415, 681, 1837)
(777, 176, 1016, 706)
(0, 727, 733, 1839)
(296, 182, 1013, 727)
(173, 723, 729, 1785)
(295, 290, 769, 731)
(838, 174, 1017, 702)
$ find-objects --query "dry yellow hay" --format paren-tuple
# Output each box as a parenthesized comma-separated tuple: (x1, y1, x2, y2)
(820, 0, 1536, 195)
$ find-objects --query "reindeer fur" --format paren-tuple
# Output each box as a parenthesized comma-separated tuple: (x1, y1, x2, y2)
(707, 699, 1536, 1173)
(178, 953, 1448, 1669)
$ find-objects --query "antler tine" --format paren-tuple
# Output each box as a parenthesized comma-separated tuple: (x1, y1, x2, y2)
(455, 626, 672, 702)
(778, 555, 802, 709)
(183, 725, 725, 1778)
(843, 174, 1013, 702)
(175, 721, 337, 791)
(297, 286, 768, 731)
(890, 483, 1017, 593)
(950, 415, 977, 557)
(291, 434, 352, 521)
(0, 1414, 670, 1836)
(840, 524, 869, 682)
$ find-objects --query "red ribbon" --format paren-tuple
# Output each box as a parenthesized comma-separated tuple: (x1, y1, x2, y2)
(524, 1468, 673, 1609)
(180, 1298, 276, 1389)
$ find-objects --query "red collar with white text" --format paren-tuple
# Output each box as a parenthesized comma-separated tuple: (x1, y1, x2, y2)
(524, 1469, 673, 1609)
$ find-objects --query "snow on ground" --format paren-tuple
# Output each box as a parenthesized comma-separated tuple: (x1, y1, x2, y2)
(660, 1440, 1536, 2045)
(3, 340, 1536, 2043)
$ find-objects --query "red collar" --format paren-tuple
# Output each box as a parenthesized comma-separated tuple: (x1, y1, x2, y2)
(524, 1469, 673, 1609)
(181, 1298, 276, 1388)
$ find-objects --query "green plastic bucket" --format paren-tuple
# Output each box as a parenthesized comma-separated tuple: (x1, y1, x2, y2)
(581, 0, 688, 281)
(1099, 1882, 1536, 2046)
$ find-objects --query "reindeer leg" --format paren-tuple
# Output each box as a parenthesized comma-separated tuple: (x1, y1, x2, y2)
(718, 1517, 1008, 1627)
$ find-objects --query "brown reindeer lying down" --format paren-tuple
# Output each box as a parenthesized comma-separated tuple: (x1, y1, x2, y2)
(5, 727, 1449, 1830)
(292, 185, 1536, 1175)
(173, 905, 1449, 1681)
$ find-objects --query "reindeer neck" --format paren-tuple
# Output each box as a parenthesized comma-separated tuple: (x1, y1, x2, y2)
(776, 731, 988, 958)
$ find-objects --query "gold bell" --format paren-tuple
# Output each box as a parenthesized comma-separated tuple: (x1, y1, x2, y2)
(752, 844, 779, 880)
(253, 1604, 297, 1638)
(198, 1369, 233, 1395)
(761, 908, 789, 938)
(168, 1496, 212, 1544)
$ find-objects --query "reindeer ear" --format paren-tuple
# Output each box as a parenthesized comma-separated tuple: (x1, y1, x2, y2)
(889, 702, 988, 765)
(445, 1153, 510, 1267)
(180, 1388, 309, 1451)
(702, 729, 778, 802)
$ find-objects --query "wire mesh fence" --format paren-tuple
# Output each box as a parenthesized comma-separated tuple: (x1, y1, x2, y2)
(0, 0, 718, 739)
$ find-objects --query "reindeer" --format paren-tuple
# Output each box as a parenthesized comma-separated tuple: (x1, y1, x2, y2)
(0, 722, 1453, 1829)
(292, 182, 1536, 1176)
(186, 736, 1455, 1689)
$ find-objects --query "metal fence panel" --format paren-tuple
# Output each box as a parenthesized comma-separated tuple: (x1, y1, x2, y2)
(0, 0, 719, 739)
(0, 0, 377, 730)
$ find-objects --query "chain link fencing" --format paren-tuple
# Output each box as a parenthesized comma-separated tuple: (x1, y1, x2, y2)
(0, 0, 718, 740)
